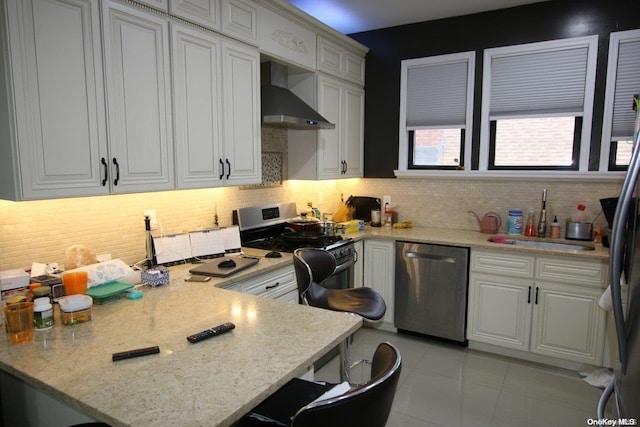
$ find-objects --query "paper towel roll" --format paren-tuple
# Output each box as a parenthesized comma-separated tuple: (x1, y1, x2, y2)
(66, 259, 134, 288)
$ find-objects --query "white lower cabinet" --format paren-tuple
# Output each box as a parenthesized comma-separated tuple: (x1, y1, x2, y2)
(363, 239, 395, 325)
(468, 249, 607, 366)
(226, 265, 298, 303)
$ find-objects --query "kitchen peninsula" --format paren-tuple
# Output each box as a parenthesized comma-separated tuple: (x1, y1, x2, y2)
(0, 260, 362, 426)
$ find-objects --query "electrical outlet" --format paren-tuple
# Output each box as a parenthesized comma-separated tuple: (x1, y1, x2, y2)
(383, 195, 391, 207)
(144, 209, 158, 230)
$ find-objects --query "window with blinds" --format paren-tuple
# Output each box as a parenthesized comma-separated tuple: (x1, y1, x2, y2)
(480, 36, 598, 171)
(601, 29, 640, 171)
(399, 52, 474, 169)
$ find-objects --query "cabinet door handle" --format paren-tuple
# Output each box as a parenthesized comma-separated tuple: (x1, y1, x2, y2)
(101, 158, 108, 186)
(226, 158, 231, 180)
(535, 286, 539, 304)
(112, 158, 120, 186)
(219, 158, 224, 180)
(265, 282, 280, 290)
(343, 161, 348, 174)
(527, 286, 532, 304)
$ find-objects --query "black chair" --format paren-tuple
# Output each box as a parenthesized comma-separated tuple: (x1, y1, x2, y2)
(293, 248, 387, 382)
(239, 342, 402, 427)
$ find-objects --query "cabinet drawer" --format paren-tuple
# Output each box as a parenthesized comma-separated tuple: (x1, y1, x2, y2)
(536, 256, 608, 288)
(470, 250, 534, 278)
(240, 266, 296, 297)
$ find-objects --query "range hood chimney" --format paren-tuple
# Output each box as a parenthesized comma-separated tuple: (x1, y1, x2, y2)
(261, 61, 335, 130)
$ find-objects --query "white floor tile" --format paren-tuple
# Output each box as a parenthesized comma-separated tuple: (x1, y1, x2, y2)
(314, 328, 603, 427)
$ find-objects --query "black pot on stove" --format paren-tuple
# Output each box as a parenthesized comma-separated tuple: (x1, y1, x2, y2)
(285, 213, 321, 233)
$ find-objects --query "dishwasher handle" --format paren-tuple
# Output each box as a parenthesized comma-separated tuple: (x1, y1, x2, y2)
(404, 252, 456, 263)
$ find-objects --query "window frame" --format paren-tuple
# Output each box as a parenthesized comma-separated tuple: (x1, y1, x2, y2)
(398, 51, 475, 172)
(488, 116, 582, 170)
(600, 29, 640, 171)
(479, 36, 598, 173)
(408, 128, 466, 170)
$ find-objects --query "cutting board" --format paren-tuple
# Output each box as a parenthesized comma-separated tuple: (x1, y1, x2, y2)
(189, 257, 259, 277)
(86, 281, 133, 303)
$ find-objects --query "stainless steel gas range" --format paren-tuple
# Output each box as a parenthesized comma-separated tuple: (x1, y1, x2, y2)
(235, 202, 356, 290)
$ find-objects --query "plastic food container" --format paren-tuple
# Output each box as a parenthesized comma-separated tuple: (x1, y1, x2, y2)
(59, 294, 93, 325)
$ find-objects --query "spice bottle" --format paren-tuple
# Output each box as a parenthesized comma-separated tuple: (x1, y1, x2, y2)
(33, 297, 54, 331)
(550, 216, 561, 238)
(384, 203, 393, 227)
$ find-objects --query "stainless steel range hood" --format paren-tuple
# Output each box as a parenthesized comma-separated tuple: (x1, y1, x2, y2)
(261, 61, 335, 130)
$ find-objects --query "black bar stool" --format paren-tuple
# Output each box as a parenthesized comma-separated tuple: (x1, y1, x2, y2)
(293, 248, 386, 383)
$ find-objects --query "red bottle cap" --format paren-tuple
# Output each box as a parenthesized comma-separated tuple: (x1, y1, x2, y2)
(577, 204, 586, 211)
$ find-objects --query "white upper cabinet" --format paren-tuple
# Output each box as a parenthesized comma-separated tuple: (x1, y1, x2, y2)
(170, 0, 220, 31)
(221, 39, 261, 185)
(317, 74, 364, 179)
(318, 36, 365, 86)
(288, 73, 364, 180)
(172, 23, 260, 187)
(102, 0, 174, 193)
(258, 4, 316, 70)
(136, 0, 169, 12)
(171, 22, 224, 189)
(0, 0, 109, 200)
(221, 0, 257, 45)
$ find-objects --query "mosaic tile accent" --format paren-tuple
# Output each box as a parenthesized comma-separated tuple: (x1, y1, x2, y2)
(261, 152, 283, 186)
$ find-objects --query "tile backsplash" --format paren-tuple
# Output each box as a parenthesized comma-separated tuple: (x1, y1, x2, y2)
(0, 127, 622, 270)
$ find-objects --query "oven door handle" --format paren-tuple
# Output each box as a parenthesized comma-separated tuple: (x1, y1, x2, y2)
(333, 257, 355, 274)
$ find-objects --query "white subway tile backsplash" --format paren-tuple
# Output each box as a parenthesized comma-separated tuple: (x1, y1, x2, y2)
(0, 177, 620, 271)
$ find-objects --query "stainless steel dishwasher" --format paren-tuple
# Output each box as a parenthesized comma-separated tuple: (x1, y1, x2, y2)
(394, 241, 469, 342)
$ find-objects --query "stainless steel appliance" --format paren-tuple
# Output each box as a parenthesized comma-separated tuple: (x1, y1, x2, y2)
(598, 129, 640, 420)
(394, 242, 469, 342)
(235, 202, 356, 291)
(261, 62, 335, 130)
(236, 202, 358, 369)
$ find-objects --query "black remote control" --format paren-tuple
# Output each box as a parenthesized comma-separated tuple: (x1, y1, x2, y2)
(187, 322, 235, 343)
(112, 345, 160, 361)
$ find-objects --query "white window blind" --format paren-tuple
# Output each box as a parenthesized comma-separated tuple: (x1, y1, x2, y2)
(405, 59, 469, 128)
(611, 38, 640, 140)
(480, 36, 597, 172)
(489, 46, 589, 118)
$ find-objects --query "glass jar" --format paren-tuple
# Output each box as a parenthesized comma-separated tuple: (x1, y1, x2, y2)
(33, 297, 54, 331)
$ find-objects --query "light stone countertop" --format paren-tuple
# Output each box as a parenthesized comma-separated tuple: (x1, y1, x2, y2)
(351, 226, 609, 261)
(0, 259, 362, 427)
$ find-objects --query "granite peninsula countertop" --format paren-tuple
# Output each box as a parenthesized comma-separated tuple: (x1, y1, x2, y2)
(0, 262, 361, 427)
(0, 227, 607, 426)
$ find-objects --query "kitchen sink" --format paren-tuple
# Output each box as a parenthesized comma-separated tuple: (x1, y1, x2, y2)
(488, 236, 595, 251)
